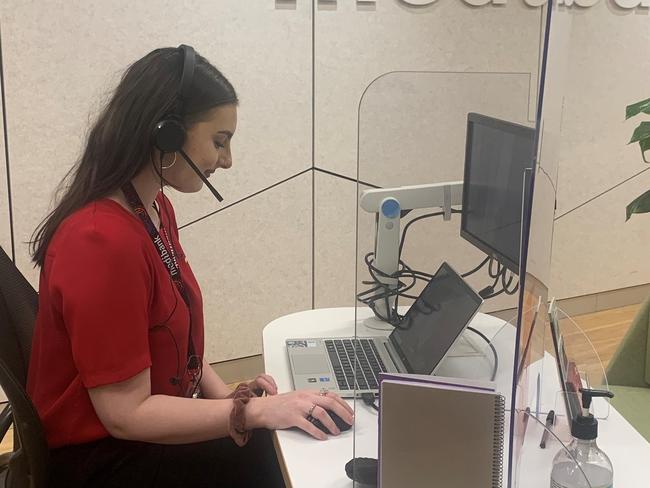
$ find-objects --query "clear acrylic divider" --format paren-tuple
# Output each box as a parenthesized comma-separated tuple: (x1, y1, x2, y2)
(511, 279, 551, 488)
(511, 408, 594, 488)
(552, 390, 579, 444)
(353, 71, 537, 485)
(511, 298, 613, 487)
(552, 305, 610, 420)
(435, 312, 513, 387)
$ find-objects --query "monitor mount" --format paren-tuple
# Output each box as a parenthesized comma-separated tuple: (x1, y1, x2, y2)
(359, 181, 463, 330)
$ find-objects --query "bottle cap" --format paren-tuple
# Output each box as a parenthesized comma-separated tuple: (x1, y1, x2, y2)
(570, 388, 614, 440)
(571, 413, 598, 440)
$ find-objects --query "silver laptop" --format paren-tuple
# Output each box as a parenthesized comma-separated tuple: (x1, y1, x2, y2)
(286, 262, 484, 397)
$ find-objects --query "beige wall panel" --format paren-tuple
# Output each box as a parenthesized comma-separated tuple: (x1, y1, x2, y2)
(555, 4, 650, 216)
(0, 1, 311, 284)
(313, 172, 374, 309)
(313, 171, 518, 315)
(551, 171, 650, 299)
(180, 172, 312, 363)
(315, 1, 542, 178)
(548, 4, 650, 299)
(357, 72, 532, 187)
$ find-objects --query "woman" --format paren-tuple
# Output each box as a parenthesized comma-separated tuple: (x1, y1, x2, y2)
(27, 46, 354, 487)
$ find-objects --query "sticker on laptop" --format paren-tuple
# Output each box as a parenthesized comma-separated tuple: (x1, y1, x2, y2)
(287, 340, 318, 348)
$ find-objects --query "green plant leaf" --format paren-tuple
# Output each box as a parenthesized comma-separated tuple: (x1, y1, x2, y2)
(626, 189, 650, 221)
(641, 138, 650, 163)
(640, 138, 650, 152)
(626, 98, 650, 119)
(629, 122, 650, 144)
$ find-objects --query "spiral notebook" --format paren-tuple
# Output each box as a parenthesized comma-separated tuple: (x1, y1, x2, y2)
(379, 373, 505, 488)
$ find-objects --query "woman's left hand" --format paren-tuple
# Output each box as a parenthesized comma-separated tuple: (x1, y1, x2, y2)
(248, 374, 278, 396)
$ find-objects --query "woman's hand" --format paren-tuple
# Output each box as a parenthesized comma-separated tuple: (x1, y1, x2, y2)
(248, 389, 354, 441)
(248, 374, 278, 396)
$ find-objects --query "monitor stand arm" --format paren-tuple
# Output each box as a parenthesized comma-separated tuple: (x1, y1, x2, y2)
(359, 181, 464, 330)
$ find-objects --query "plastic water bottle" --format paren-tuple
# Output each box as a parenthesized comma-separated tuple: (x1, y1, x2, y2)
(550, 437, 613, 487)
(550, 388, 614, 488)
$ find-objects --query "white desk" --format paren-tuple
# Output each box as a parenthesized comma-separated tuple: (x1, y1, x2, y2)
(263, 307, 650, 488)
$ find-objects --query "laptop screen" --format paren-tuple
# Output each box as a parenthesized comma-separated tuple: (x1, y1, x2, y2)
(389, 262, 483, 375)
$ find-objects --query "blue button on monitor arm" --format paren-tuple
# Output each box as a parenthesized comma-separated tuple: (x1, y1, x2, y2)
(359, 181, 463, 330)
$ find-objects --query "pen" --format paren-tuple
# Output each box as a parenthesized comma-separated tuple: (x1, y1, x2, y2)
(535, 373, 541, 416)
(539, 410, 555, 448)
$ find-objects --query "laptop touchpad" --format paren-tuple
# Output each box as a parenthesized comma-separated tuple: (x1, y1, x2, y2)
(292, 355, 330, 374)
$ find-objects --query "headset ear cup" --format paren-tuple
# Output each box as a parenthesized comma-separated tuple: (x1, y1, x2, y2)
(153, 118, 186, 153)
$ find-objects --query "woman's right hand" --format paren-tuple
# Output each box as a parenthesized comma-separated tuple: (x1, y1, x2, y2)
(248, 389, 354, 441)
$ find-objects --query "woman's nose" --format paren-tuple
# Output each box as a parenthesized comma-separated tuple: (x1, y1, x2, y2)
(220, 155, 232, 169)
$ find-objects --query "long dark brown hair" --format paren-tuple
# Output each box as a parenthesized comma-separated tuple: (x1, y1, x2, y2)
(30, 47, 238, 267)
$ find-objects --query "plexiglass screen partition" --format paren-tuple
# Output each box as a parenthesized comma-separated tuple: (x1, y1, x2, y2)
(350, 4, 551, 479)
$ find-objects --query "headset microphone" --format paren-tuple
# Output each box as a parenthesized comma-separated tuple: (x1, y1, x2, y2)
(178, 149, 224, 202)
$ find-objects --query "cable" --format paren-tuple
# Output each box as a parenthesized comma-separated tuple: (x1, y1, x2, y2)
(461, 256, 490, 278)
(467, 327, 499, 382)
(478, 270, 503, 299)
(359, 208, 461, 327)
(478, 259, 519, 299)
(359, 208, 520, 326)
(398, 209, 461, 257)
(357, 253, 436, 328)
(150, 323, 182, 387)
(501, 269, 519, 295)
(488, 258, 502, 279)
(361, 393, 379, 412)
(483, 287, 506, 300)
(399, 211, 442, 257)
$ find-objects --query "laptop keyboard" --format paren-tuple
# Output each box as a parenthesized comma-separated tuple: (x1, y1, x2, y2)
(325, 339, 387, 391)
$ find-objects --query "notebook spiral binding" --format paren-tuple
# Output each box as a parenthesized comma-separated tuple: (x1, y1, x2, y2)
(492, 395, 506, 488)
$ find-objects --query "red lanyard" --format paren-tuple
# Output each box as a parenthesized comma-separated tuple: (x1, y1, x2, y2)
(121, 183, 201, 387)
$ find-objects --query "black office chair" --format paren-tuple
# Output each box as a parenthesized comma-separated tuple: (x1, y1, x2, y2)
(0, 246, 48, 488)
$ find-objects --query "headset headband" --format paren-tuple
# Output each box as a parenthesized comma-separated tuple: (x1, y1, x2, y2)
(177, 44, 196, 113)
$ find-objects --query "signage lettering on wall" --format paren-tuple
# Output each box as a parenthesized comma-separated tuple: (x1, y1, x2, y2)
(389, 0, 650, 10)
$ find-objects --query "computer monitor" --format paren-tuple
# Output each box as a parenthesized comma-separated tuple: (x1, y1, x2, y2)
(460, 113, 535, 275)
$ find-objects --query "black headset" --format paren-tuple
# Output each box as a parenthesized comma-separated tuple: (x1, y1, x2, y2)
(151, 44, 224, 203)
(152, 44, 196, 154)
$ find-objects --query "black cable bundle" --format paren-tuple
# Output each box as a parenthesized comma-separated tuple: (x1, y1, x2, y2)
(355, 208, 504, 381)
(478, 258, 519, 299)
(356, 253, 432, 328)
(356, 207, 519, 328)
(356, 209, 461, 327)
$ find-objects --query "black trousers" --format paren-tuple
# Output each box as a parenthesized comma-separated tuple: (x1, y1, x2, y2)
(48, 429, 286, 488)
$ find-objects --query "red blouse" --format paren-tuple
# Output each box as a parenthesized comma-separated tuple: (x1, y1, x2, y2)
(26, 194, 204, 448)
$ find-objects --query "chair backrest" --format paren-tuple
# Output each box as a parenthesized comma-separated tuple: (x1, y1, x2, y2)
(0, 248, 38, 387)
(0, 247, 49, 487)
